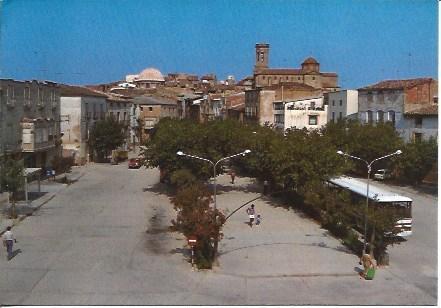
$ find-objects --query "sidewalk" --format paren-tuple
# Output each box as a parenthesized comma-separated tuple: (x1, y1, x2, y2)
(0, 166, 85, 235)
(213, 173, 360, 278)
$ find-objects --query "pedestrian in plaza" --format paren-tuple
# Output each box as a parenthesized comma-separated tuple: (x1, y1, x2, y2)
(2, 226, 17, 261)
(255, 214, 262, 225)
(230, 170, 236, 184)
(359, 253, 376, 279)
(246, 204, 255, 227)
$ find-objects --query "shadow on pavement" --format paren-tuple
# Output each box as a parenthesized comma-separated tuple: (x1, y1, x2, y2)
(142, 182, 174, 197)
(8, 248, 22, 260)
(219, 241, 353, 256)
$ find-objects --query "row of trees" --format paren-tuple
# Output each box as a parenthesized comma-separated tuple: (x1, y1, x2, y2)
(142, 118, 437, 267)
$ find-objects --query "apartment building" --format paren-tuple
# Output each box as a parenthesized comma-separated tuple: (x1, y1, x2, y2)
(0, 79, 61, 168)
(327, 90, 358, 123)
(60, 85, 107, 165)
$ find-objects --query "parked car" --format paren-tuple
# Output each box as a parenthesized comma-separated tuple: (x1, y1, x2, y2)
(374, 169, 391, 180)
(128, 158, 141, 169)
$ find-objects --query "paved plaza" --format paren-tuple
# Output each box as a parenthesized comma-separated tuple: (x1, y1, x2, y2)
(0, 162, 437, 305)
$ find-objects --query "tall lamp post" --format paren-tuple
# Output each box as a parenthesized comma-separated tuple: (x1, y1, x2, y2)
(336, 149, 402, 254)
(177, 149, 252, 260)
(176, 149, 252, 210)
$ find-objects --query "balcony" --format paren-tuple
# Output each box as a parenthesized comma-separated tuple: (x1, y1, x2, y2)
(21, 120, 56, 153)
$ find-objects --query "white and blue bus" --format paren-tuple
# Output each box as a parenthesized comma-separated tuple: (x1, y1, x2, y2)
(328, 176, 412, 238)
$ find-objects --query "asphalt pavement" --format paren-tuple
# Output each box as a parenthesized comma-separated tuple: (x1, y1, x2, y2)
(0, 162, 436, 305)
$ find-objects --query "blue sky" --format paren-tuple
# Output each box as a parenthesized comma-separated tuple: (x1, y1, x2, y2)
(0, 0, 438, 88)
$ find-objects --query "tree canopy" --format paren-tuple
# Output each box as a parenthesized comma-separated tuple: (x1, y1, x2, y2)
(89, 118, 125, 161)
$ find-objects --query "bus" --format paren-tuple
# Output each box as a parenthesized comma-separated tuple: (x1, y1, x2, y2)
(327, 176, 412, 238)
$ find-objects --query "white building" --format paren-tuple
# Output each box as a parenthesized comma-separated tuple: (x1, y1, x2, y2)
(327, 90, 358, 123)
(60, 85, 108, 165)
(273, 96, 327, 131)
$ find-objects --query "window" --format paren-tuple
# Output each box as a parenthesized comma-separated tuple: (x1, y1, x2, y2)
(298, 77, 301, 80)
(148, 107, 153, 111)
(332, 100, 335, 106)
(388, 111, 396, 126)
(367, 91, 373, 103)
(262, 76, 265, 80)
(415, 117, 422, 128)
(339, 112, 342, 119)
(377, 110, 384, 123)
(117, 112, 120, 121)
(309, 115, 318, 125)
(332, 112, 335, 122)
(286, 76, 289, 80)
(312, 76, 315, 80)
(274, 114, 284, 124)
(414, 132, 422, 143)
(367, 110, 373, 124)
(339, 99, 343, 106)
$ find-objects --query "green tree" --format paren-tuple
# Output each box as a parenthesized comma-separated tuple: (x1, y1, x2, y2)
(89, 117, 125, 162)
(395, 137, 437, 185)
(0, 156, 24, 218)
(171, 184, 226, 268)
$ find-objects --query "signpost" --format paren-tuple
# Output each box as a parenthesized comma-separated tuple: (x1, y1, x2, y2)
(187, 236, 197, 267)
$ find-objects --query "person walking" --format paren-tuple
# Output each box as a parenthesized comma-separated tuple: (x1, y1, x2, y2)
(230, 171, 236, 184)
(246, 204, 255, 227)
(2, 226, 16, 260)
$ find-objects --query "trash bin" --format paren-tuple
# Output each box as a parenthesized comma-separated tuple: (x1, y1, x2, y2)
(365, 268, 375, 280)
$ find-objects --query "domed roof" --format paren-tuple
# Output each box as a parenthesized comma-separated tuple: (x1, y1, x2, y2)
(137, 68, 164, 82)
(302, 57, 319, 65)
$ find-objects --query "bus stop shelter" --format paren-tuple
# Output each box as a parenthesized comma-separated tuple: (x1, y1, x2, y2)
(24, 168, 42, 203)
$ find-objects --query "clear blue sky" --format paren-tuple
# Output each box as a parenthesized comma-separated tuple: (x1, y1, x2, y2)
(0, 0, 438, 88)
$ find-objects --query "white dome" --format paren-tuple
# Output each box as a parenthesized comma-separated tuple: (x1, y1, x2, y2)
(137, 68, 164, 82)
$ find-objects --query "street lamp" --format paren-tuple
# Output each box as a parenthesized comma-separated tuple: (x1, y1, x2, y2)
(337, 149, 402, 254)
(176, 149, 252, 211)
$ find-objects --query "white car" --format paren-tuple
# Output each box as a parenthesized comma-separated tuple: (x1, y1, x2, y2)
(374, 169, 391, 180)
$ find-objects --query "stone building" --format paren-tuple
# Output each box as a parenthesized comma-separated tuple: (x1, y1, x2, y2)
(105, 93, 132, 149)
(60, 85, 108, 165)
(401, 104, 438, 142)
(358, 78, 438, 142)
(132, 96, 177, 142)
(327, 90, 359, 123)
(253, 43, 339, 92)
(0, 79, 61, 168)
(244, 89, 276, 126)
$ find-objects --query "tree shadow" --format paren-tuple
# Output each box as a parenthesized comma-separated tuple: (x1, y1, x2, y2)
(215, 182, 262, 195)
(219, 241, 354, 256)
(142, 182, 175, 197)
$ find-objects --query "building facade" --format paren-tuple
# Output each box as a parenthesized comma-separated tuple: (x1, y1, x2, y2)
(358, 78, 438, 141)
(106, 94, 132, 149)
(401, 104, 438, 142)
(253, 43, 340, 92)
(273, 96, 327, 131)
(244, 88, 276, 126)
(60, 85, 108, 165)
(132, 96, 177, 142)
(0, 79, 61, 168)
(327, 90, 359, 123)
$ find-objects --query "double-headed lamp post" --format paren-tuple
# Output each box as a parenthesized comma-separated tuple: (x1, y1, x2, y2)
(176, 149, 252, 211)
(336, 149, 402, 255)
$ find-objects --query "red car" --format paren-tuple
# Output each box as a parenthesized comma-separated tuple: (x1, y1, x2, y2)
(128, 158, 141, 169)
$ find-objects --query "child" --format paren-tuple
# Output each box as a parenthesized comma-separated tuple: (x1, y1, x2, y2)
(256, 214, 261, 225)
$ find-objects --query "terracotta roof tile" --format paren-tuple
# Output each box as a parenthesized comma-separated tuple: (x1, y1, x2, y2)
(359, 78, 435, 91)
(405, 104, 438, 116)
(60, 84, 108, 98)
(256, 68, 303, 75)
